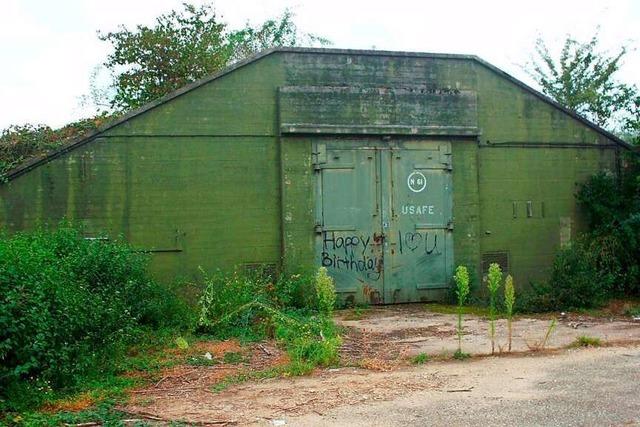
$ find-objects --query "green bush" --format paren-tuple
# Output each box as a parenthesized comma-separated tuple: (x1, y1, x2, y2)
(520, 240, 611, 311)
(0, 223, 190, 410)
(315, 267, 336, 316)
(576, 156, 640, 296)
(518, 155, 639, 312)
(197, 267, 341, 369)
(197, 269, 272, 338)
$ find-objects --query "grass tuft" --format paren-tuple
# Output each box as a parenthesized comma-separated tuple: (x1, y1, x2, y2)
(411, 353, 430, 365)
(572, 335, 602, 347)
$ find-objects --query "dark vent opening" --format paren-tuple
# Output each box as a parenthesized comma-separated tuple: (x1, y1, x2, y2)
(482, 251, 509, 275)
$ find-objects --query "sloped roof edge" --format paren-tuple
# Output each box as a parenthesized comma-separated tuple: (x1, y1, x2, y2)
(3, 47, 633, 181)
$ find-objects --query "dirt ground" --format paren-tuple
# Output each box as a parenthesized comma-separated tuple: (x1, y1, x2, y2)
(122, 305, 640, 426)
(337, 304, 640, 360)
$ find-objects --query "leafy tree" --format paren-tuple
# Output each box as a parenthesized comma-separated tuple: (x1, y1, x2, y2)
(228, 9, 329, 63)
(622, 94, 640, 144)
(527, 32, 637, 130)
(98, 3, 328, 111)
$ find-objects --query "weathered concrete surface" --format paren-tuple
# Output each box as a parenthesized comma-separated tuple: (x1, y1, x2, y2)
(291, 346, 640, 427)
(336, 304, 640, 356)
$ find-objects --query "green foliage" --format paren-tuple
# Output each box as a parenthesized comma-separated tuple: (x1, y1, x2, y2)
(576, 157, 640, 296)
(520, 155, 640, 312)
(453, 265, 470, 353)
(197, 268, 341, 372)
(0, 115, 112, 179)
(453, 350, 470, 360)
(315, 267, 336, 316)
(197, 269, 272, 339)
(175, 336, 190, 350)
(521, 155, 639, 312)
(486, 263, 502, 354)
(99, 3, 329, 111)
(504, 275, 515, 316)
(0, 223, 192, 411)
(274, 310, 341, 368)
(226, 9, 329, 63)
(527, 31, 637, 129)
(9, 400, 129, 426)
(625, 306, 640, 317)
(527, 240, 611, 311)
(572, 335, 602, 347)
(454, 266, 470, 306)
(411, 353, 430, 364)
(504, 275, 515, 351)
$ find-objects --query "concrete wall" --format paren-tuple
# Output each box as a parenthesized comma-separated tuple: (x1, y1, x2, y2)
(0, 49, 622, 293)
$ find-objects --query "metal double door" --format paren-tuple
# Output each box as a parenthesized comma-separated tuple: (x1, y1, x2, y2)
(314, 139, 453, 304)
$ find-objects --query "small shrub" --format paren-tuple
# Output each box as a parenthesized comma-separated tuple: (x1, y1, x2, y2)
(520, 241, 611, 312)
(273, 268, 318, 309)
(453, 350, 470, 360)
(486, 263, 502, 354)
(454, 266, 470, 354)
(411, 353, 430, 364)
(197, 269, 272, 339)
(274, 311, 341, 368)
(175, 337, 189, 350)
(315, 267, 336, 316)
(572, 335, 602, 347)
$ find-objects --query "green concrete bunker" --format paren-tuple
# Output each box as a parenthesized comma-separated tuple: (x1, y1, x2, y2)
(0, 47, 633, 304)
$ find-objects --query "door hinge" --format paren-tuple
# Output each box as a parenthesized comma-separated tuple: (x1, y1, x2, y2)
(447, 220, 454, 230)
(312, 144, 327, 171)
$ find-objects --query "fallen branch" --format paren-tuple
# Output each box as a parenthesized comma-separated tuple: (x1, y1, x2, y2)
(258, 343, 272, 356)
(446, 387, 474, 393)
(64, 423, 101, 427)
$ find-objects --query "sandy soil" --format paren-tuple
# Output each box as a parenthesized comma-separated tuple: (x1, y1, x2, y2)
(337, 304, 640, 358)
(121, 305, 640, 426)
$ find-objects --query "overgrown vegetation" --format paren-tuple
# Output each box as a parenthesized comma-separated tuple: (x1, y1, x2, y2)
(486, 263, 502, 354)
(521, 154, 640, 311)
(0, 224, 340, 422)
(197, 266, 340, 375)
(453, 266, 470, 359)
(526, 31, 639, 133)
(0, 223, 192, 412)
(0, 115, 112, 180)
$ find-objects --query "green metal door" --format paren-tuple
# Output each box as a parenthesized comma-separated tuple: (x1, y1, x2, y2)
(314, 144, 384, 305)
(315, 140, 453, 304)
(384, 142, 453, 303)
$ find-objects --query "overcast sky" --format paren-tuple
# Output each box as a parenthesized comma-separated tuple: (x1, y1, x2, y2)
(1, 0, 639, 130)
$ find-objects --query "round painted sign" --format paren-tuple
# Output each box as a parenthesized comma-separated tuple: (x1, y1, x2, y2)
(407, 171, 427, 193)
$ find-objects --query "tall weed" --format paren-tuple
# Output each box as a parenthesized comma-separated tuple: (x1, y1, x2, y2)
(486, 263, 502, 354)
(454, 266, 470, 357)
